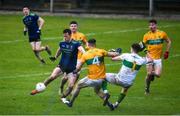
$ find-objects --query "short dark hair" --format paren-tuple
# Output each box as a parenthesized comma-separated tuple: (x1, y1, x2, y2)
(131, 43, 142, 53)
(88, 38, 96, 45)
(149, 19, 157, 24)
(23, 6, 29, 9)
(70, 21, 78, 25)
(63, 29, 71, 35)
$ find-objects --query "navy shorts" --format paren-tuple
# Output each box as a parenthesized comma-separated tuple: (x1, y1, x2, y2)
(29, 35, 40, 42)
(57, 65, 75, 74)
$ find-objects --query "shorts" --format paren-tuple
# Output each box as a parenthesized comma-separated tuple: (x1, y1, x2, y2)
(147, 59, 162, 68)
(106, 73, 132, 88)
(57, 64, 74, 74)
(29, 35, 41, 42)
(78, 76, 104, 88)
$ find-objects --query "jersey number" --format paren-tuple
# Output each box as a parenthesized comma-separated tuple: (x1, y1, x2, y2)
(92, 56, 100, 65)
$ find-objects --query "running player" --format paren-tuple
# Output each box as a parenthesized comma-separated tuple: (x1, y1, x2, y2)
(30, 29, 85, 101)
(22, 7, 51, 64)
(142, 19, 171, 94)
(64, 38, 119, 110)
(105, 43, 152, 110)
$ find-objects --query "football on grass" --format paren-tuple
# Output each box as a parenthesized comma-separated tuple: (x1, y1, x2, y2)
(36, 82, 46, 92)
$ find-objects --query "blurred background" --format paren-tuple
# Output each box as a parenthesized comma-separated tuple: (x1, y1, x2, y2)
(0, 0, 180, 16)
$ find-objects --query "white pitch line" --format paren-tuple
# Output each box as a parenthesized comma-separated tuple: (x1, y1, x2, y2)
(0, 53, 179, 79)
(0, 24, 178, 44)
(116, 96, 180, 101)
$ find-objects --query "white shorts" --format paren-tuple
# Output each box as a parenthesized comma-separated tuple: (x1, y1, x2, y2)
(78, 77, 104, 88)
(147, 59, 162, 68)
(106, 73, 132, 88)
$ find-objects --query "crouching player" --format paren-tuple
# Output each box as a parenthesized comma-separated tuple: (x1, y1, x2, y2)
(106, 43, 152, 110)
(64, 38, 120, 109)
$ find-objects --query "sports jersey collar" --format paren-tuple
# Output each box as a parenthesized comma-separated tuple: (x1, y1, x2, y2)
(131, 52, 138, 57)
(88, 47, 96, 50)
(150, 29, 159, 33)
(65, 39, 73, 43)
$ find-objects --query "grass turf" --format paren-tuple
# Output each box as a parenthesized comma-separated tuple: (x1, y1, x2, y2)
(0, 14, 180, 115)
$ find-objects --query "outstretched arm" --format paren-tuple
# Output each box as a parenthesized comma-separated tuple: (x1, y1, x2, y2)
(107, 52, 119, 58)
(111, 55, 122, 61)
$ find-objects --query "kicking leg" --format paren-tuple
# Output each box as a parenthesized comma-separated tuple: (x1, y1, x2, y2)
(31, 67, 63, 95)
(113, 87, 128, 109)
(44, 67, 63, 86)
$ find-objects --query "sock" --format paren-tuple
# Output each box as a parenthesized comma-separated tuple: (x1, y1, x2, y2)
(117, 93, 126, 103)
(62, 86, 73, 98)
(145, 74, 153, 91)
(102, 80, 108, 93)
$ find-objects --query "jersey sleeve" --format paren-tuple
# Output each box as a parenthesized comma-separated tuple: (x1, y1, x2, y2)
(82, 34, 87, 44)
(143, 34, 148, 44)
(80, 54, 86, 63)
(142, 57, 148, 65)
(162, 31, 169, 40)
(34, 14, 39, 21)
(59, 42, 62, 48)
(77, 41, 81, 48)
(119, 53, 128, 60)
(101, 49, 108, 56)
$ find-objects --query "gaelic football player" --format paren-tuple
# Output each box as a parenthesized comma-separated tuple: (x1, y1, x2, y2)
(22, 7, 51, 64)
(64, 38, 119, 110)
(142, 19, 171, 94)
(106, 43, 152, 110)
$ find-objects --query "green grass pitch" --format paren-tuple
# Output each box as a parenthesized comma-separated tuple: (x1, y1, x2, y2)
(0, 14, 180, 115)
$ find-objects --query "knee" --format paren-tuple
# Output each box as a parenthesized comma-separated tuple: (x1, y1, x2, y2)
(33, 49, 37, 53)
(155, 73, 161, 78)
(67, 86, 74, 91)
(68, 82, 75, 89)
(76, 83, 83, 90)
(147, 72, 153, 77)
(94, 88, 100, 94)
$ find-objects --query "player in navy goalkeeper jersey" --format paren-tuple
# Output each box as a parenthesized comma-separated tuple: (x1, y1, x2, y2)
(31, 29, 85, 102)
(22, 7, 51, 64)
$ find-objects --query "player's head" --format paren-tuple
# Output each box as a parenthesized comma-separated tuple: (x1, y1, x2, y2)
(69, 21, 78, 33)
(88, 38, 96, 48)
(149, 19, 157, 32)
(131, 43, 142, 53)
(63, 29, 72, 42)
(23, 7, 30, 16)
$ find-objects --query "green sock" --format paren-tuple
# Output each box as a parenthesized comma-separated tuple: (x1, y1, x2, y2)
(102, 80, 108, 93)
(117, 93, 126, 103)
